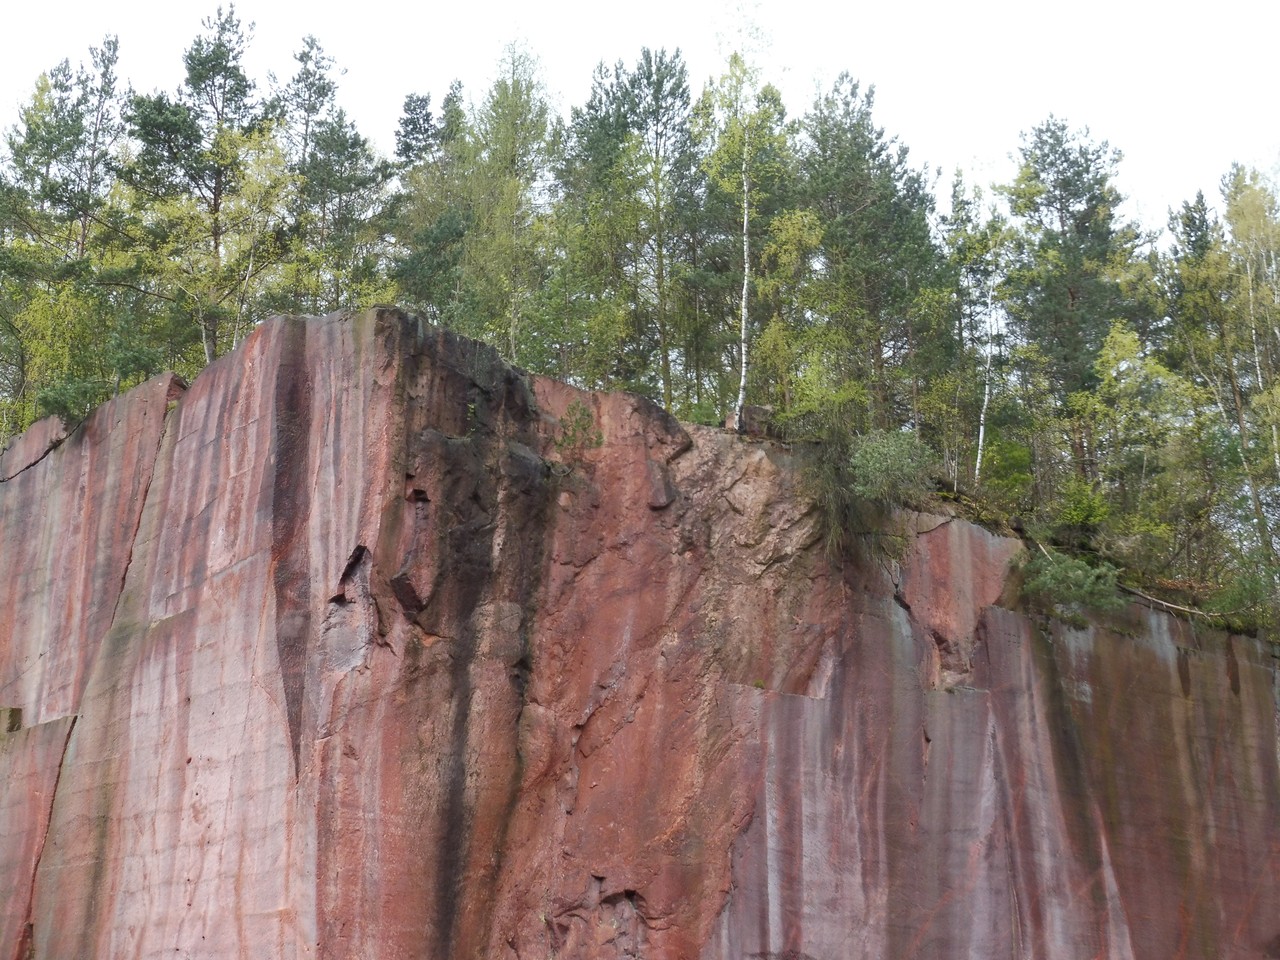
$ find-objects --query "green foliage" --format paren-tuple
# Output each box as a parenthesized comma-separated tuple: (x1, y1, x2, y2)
(395, 93, 437, 166)
(799, 426, 939, 558)
(1204, 559, 1279, 632)
(1051, 477, 1109, 543)
(999, 117, 1145, 403)
(978, 438, 1034, 511)
(550, 47, 703, 408)
(791, 78, 944, 432)
(0, 26, 1276, 629)
(800, 427, 861, 556)
(35, 377, 101, 425)
(1020, 548, 1126, 622)
(121, 6, 291, 363)
(696, 54, 794, 419)
(847, 429, 937, 506)
(555, 398, 604, 454)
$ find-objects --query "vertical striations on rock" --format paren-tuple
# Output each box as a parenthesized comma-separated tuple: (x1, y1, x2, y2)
(0, 308, 1276, 959)
(0, 373, 183, 727)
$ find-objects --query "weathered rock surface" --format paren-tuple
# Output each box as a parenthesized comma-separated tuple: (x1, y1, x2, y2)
(0, 308, 1276, 959)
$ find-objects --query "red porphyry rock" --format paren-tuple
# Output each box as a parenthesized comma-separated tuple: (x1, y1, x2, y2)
(0, 374, 183, 726)
(0, 715, 74, 960)
(0, 308, 1276, 959)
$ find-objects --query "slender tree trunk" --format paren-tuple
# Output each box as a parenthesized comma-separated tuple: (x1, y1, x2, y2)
(77, 93, 109, 260)
(1220, 347, 1275, 565)
(1070, 428, 1090, 481)
(905, 312, 919, 431)
(974, 345, 993, 484)
(652, 159, 673, 412)
(735, 150, 749, 422)
(656, 239, 672, 413)
(233, 227, 257, 350)
(205, 178, 224, 364)
(509, 201, 520, 362)
(509, 296, 518, 362)
(198, 308, 212, 365)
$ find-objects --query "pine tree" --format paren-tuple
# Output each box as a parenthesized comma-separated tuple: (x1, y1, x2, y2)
(999, 116, 1147, 491)
(790, 75, 940, 434)
(124, 5, 287, 363)
(999, 117, 1143, 402)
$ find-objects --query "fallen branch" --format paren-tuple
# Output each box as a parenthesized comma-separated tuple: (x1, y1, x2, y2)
(1024, 537, 1248, 623)
(1118, 583, 1219, 619)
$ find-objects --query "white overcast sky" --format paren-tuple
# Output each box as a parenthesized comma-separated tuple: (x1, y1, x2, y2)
(2, 0, 1277, 237)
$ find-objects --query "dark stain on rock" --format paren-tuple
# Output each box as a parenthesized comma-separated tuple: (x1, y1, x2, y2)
(1177, 648, 1192, 698)
(1225, 637, 1240, 696)
(270, 317, 314, 777)
(393, 332, 555, 960)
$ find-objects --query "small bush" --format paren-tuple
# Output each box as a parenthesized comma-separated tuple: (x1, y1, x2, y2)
(36, 378, 103, 426)
(1021, 548, 1125, 623)
(1203, 562, 1278, 633)
(555, 398, 603, 454)
(979, 438, 1034, 512)
(800, 427, 939, 559)
(847, 429, 937, 507)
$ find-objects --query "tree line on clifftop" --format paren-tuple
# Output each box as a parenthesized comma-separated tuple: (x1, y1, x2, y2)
(1, 7, 1277, 627)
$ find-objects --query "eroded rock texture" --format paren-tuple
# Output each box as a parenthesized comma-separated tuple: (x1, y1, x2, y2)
(0, 308, 1277, 959)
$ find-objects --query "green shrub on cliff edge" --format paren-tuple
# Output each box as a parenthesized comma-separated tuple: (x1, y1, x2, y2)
(1020, 548, 1126, 624)
(1202, 560, 1279, 634)
(847, 429, 938, 507)
(804, 427, 940, 557)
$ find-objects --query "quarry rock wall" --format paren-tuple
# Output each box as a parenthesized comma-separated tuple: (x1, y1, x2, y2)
(1, 308, 1276, 959)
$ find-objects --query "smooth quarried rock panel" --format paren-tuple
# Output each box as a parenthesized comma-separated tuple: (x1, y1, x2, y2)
(0, 375, 182, 727)
(702, 551, 1280, 960)
(1024, 610, 1280, 959)
(0, 415, 66, 480)
(32, 315, 411, 959)
(0, 716, 74, 960)
(0, 308, 1276, 959)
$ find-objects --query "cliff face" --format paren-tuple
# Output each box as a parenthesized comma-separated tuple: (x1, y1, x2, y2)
(0, 308, 1277, 960)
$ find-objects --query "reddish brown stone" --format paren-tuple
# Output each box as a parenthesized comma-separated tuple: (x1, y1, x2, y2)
(0, 716, 74, 960)
(0, 374, 182, 727)
(0, 308, 1276, 959)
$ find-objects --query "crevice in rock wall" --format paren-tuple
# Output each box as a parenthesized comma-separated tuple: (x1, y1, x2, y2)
(18, 716, 76, 960)
(929, 627, 974, 690)
(320, 544, 382, 676)
(0, 434, 65, 484)
(542, 881, 656, 959)
(108, 384, 184, 641)
(329, 545, 370, 606)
